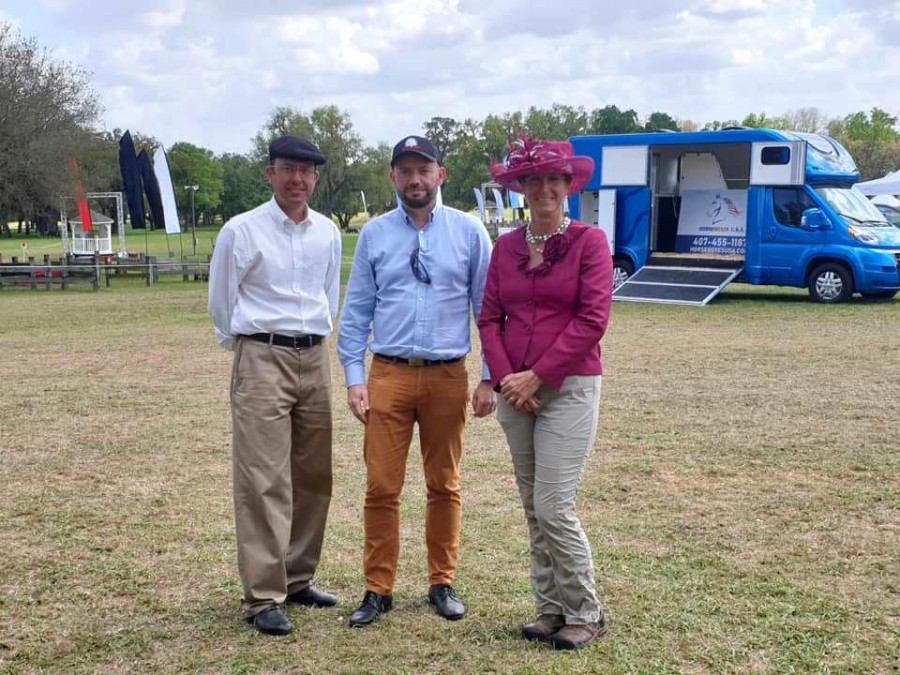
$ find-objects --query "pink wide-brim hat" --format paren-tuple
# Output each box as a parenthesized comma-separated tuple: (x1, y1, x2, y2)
(490, 134, 595, 196)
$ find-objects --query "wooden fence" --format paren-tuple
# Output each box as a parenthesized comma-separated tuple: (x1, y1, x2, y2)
(0, 253, 210, 291)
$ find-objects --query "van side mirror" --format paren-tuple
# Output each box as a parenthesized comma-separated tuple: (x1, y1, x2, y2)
(801, 208, 830, 231)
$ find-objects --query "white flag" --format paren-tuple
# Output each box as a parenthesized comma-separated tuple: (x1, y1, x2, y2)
(473, 188, 486, 221)
(153, 148, 182, 234)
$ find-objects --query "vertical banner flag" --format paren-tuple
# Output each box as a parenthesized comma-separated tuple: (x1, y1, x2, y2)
(119, 131, 146, 229)
(137, 150, 165, 231)
(473, 188, 486, 221)
(508, 190, 524, 209)
(491, 188, 505, 219)
(68, 157, 92, 233)
(153, 147, 182, 235)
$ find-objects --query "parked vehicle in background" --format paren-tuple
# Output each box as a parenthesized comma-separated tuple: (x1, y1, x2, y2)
(875, 203, 900, 228)
(569, 128, 900, 304)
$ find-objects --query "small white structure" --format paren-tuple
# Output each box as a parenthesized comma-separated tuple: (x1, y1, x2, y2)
(68, 209, 113, 255)
(61, 192, 127, 258)
(478, 182, 506, 224)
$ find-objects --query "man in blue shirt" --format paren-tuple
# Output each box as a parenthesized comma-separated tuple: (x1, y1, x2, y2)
(338, 135, 496, 627)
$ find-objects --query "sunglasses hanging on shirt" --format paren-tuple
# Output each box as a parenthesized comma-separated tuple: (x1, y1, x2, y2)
(409, 247, 431, 285)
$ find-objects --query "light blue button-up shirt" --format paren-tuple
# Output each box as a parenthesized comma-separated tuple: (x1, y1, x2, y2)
(338, 205, 492, 387)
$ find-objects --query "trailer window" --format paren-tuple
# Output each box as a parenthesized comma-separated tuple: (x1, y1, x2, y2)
(773, 188, 816, 227)
(761, 146, 791, 165)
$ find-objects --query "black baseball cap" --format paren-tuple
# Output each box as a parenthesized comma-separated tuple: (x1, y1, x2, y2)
(391, 135, 441, 166)
(268, 136, 326, 165)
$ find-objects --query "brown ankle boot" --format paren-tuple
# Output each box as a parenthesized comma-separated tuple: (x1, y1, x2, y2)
(521, 613, 565, 641)
(551, 616, 608, 650)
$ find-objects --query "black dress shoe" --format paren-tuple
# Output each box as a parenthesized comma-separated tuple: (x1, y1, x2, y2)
(349, 590, 393, 627)
(428, 584, 466, 621)
(286, 585, 338, 608)
(249, 606, 292, 636)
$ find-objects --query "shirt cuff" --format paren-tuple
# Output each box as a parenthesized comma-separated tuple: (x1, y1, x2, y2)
(531, 363, 564, 392)
(215, 329, 235, 351)
(344, 362, 366, 388)
(490, 367, 514, 392)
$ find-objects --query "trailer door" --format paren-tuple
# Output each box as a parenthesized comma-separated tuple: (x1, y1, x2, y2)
(577, 189, 616, 249)
(750, 142, 806, 186)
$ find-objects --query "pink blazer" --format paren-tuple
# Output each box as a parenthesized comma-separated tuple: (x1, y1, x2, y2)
(478, 221, 613, 391)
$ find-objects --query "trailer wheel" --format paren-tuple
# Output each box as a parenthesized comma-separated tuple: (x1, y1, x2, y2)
(808, 263, 853, 303)
(613, 258, 634, 290)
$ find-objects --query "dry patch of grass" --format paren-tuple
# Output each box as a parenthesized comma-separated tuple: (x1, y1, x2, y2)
(1, 284, 898, 674)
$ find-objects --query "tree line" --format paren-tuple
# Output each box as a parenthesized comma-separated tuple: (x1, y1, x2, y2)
(2, 22, 899, 236)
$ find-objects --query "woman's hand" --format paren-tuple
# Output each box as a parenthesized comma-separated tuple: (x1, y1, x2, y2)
(500, 370, 543, 410)
(512, 395, 541, 412)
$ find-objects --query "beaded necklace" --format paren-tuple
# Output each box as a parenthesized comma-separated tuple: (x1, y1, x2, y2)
(525, 216, 570, 254)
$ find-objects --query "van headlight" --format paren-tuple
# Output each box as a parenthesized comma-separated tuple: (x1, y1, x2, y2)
(848, 226, 878, 244)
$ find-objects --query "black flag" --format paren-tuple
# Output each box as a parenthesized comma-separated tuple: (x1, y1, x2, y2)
(118, 131, 146, 230)
(138, 149, 165, 231)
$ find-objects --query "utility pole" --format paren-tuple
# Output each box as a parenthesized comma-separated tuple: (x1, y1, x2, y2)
(184, 184, 199, 256)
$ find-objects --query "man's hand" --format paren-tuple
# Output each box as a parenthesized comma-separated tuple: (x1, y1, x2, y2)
(500, 370, 543, 411)
(347, 384, 370, 424)
(472, 380, 497, 418)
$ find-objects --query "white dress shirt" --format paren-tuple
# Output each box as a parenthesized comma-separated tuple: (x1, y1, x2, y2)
(208, 198, 342, 350)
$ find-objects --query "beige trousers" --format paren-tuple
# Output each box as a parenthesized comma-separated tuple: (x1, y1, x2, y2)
(230, 337, 333, 618)
(497, 375, 603, 625)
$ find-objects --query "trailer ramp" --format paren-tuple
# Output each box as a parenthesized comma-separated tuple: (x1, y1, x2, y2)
(613, 265, 743, 306)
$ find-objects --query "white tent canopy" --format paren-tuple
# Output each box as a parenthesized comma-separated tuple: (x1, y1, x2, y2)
(871, 194, 900, 208)
(855, 169, 900, 196)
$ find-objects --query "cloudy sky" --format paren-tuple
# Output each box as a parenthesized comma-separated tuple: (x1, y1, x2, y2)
(2, 0, 898, 155)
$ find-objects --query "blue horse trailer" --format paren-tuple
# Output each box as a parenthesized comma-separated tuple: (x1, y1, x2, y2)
(568, 129, 900, 304)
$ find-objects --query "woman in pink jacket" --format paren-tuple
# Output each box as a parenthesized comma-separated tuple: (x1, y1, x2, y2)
(478, 134, 613, 650)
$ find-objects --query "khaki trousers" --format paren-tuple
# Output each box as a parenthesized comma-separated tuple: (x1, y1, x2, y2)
(497, 375, 603, 625)
(230, 337, 333, 618)
(362, 358, 469, 595)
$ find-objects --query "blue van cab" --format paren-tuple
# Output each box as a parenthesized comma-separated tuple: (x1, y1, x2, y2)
(568, 129, 900, 304)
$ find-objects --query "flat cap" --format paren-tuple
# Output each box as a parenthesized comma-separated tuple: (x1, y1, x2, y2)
(268, 136, 326, 165)
(391, 135, 441, 166)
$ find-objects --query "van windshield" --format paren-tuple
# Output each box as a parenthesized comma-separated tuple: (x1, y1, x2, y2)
(815, 187, 892, 227)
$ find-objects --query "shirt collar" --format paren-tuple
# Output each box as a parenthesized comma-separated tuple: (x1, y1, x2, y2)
(268, 197, 311, 230)
(399, 204, 439, 229)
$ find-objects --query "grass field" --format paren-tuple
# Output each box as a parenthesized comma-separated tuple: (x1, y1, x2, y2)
(1, 282, 899, 674)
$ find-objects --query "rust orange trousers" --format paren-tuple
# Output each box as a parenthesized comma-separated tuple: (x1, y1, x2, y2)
(362, 357, 469, 595)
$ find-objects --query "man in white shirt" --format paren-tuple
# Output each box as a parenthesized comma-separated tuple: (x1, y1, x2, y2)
(208, 136, 342, 636)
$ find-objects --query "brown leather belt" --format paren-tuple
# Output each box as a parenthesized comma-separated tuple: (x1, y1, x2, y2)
(373, 353, 463, 367)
